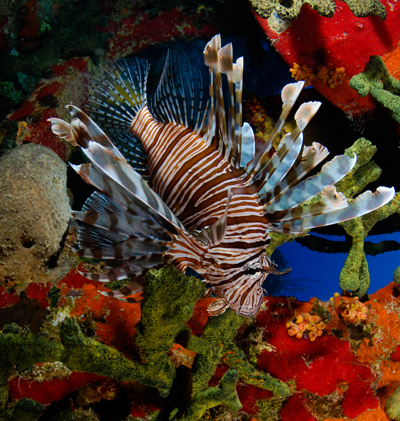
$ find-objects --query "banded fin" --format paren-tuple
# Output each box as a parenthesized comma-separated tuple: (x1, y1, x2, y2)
(203, 35, 246, 168)
(48, 105, 124, 158)
(218, 43, 235, 161)
(73, 140, 187, 235)
(203, 34, 220, 146)
(75, 208, 169, 282)
(257, 133, 303, 195)
(77, 237, 169, 259)
(73, 210, 171, 241)
(75, 219, 165, 283)
(100, 278, 145, 303)
(240, 123, 255, 167)
(79, 258, 162, 282)
(266, 185, 348, 223)
(232, 57, 244, 168)
(107, 130, 149, 180)
(88, 58, 150, 131)
(264, 154, 357, 211)
(260, 142, 329, 207)
(270, 186, 395, 234)
(152, 49, 206, 133)
(246, 81, 305, 175)
(82, 191, 125, 213)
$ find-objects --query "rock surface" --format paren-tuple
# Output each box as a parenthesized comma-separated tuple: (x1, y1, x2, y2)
(0, 143, 76, 292)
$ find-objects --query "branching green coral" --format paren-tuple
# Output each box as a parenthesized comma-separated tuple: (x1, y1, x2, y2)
(172, 370, 242, 421)
(336, 139, 400, 296)
(250, 0, 386, 22)
(222, 342, 290, 396)
(134, 266, 206, 396)
(350, 56, 400, 124)
(266, 231, 305, 258)
(0, 266, 289, 419)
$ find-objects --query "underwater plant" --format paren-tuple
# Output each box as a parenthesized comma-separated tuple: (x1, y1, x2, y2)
(48, 34, 394, 318)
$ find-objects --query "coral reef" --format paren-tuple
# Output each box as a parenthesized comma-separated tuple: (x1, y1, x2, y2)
(2, 262, 400, 419)
(0, 144, 76, 294)
(202, 283, 400, 420)
(250, 0, 386, 21)
(350, 55, 400, 124)
(0, 2, 400, 419)
(0, 266, 289, 420)
(254, 0, 400, 119)
(256, 295, 378, 420)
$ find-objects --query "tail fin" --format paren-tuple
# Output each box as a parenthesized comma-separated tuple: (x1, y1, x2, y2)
(88, 58, 150, 131)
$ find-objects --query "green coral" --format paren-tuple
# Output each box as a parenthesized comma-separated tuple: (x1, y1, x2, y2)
(336, 138, 400, 296)
(250, 0, 386, 22)
(0, 266, 289, 419)
(350, 55, 400, 124)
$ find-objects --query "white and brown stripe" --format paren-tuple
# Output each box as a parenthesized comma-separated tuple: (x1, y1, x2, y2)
(48, 34, 395, 317)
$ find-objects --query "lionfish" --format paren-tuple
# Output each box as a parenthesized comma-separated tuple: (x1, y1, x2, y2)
(49, 35, 394, 317)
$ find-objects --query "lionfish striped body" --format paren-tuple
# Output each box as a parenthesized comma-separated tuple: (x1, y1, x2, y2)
(49, 35, 394, 316)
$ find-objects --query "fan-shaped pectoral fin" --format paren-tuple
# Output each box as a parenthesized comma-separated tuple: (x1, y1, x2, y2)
(207, 297, 230, 316)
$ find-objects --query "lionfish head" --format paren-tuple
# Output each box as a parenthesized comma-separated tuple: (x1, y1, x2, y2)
(202, 228, 287, 317)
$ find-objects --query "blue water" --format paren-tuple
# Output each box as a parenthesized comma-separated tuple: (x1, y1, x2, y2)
(266, 232, 400, 302)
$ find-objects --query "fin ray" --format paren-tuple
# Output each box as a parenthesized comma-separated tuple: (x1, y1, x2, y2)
(270, 187, 395, 233)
